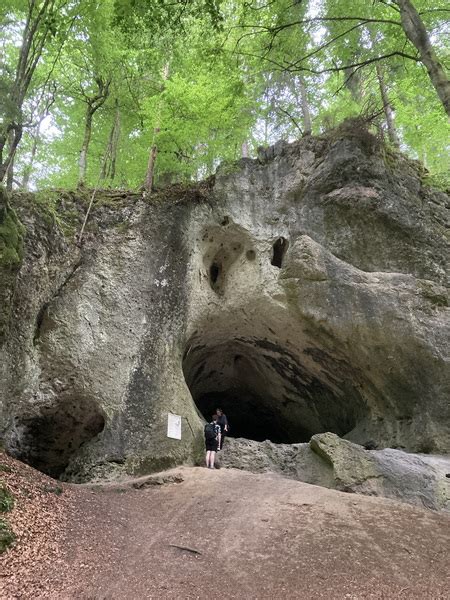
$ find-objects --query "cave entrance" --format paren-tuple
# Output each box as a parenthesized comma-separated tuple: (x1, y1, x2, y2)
(9, 397, 105, 479)
(183, 337, 367, 444)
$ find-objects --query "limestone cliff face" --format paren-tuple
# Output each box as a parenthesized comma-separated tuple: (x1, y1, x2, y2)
(0, 131, 448, 481)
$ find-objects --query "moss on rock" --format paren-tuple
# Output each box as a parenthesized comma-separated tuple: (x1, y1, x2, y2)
(0, 188, 25, 345)
(0, 191, 25, 270)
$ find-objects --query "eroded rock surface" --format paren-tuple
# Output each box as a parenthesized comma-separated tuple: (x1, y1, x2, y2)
(0, 130, 448, 483)
(219, 434, 450, 511)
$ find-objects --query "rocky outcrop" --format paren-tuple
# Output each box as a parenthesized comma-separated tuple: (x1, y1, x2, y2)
(219, 434, 450, 511)
(0, 127, 448, 483)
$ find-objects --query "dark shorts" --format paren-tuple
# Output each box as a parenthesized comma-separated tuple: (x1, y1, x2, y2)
(205, 440, 218, 452)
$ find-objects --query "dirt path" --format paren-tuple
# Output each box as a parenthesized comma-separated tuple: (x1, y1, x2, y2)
(2, 465, 450, 599)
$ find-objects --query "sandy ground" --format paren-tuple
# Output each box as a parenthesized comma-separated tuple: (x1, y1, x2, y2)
(1, 456, 450, 600)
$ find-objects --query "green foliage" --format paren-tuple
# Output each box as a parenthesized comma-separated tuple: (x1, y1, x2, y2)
(422, 171, 450, 193)
(0, 484, 14, 513)
(0, 0, 448, 190)
(0, 517, 15, 553)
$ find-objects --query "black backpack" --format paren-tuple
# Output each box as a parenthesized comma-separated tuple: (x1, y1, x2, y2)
(204, 423, 217, 441)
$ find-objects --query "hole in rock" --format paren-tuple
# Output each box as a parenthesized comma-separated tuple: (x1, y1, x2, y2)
(210, 262, 220, 285)
(10, 398, 105, 479)
(206, 242, 243, 294)
(246, 249, 256, 261)
(183, 337, 368, 444)
(271, 237, 288, 268)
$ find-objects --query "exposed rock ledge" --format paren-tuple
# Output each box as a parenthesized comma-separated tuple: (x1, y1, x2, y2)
(0, 129, 448, 487)
(219, 433, 450, 511)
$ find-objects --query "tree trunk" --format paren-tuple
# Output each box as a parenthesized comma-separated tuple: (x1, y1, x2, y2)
(144, 62, 170, 193)
(145, 137, 160, 193)
(101, 99, 120, 182)
(78, 108, 93, 185)
(376, 64, 400, 148)
(0, 0, 60, 183)
(396, 0, 450, 116)
(298, 74, 312, 135)
(78, 77, 111, 186)
(109, 101, 120, 181)
(0, 125, 22, 182)
(241, 141, 249, 158)
(344, 66, 363, 102)
(22, 128, 40, 190)
(6, 132, 15, 192)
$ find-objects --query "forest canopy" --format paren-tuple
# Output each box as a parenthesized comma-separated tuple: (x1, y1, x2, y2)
(0, 0, 449, 192)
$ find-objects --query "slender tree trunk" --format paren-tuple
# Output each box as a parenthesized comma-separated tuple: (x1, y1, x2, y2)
(376, 64, 400, 148)
(6, 131, 15, 192)
(144, 62, 169, 193)
(241, 141, 249, 158)
(145, 135, 160, 193)
(22, 128, 40, 190)
(0, 125, 22, 182)
(78, 77, 111, 186)
(396, 0, 450, 116)
(344, 66, 363, 102)
(78, 108, 93, 185)
(109, 100, 120, 181)
(0, 0, 57, 182)
(298, 74, 312, 136)
(101, 99, 120, 182)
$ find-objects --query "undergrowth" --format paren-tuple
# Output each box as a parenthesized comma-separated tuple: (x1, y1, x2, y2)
(0, 518, 15, 553)
(0, 484, 14, 512)
(0, 483, 15, 554)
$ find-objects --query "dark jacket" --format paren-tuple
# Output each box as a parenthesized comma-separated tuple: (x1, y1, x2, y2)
(217, 414, 228, 432)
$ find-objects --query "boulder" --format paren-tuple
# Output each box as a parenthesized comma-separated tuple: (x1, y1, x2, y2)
(219, 434, 450, 511)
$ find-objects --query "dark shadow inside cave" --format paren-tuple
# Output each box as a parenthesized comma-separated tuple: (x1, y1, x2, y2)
(10, 397, 105, 479)
(183, 337, 368, 444)
(210, 262, 220, 286)
(271, 237, 288, 268)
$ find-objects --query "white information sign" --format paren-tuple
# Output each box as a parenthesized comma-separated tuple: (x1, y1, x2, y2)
(167, 413, 182, 440)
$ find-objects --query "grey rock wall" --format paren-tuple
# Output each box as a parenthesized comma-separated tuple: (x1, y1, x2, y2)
(0, 131, 448, 482)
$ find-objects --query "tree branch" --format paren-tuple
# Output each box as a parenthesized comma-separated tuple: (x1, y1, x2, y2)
(277, 107, 303, 134)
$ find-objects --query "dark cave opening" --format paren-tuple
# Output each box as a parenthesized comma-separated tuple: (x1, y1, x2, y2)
(183, 337, 367, 444)
(271, 237, 288, 268)
(10, 398, 105, 479)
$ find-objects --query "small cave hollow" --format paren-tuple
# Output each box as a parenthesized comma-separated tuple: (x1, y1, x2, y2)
(271, 237, 288, 268)
(210, 262, 221, 286)
(205, 244, 243, 294)
(9, 397, 105, 479)
(183, 337, 368, 444)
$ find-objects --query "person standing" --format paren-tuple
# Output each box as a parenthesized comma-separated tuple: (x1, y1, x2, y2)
(216, 408, 229, 451)
(204, 414, 221, 469)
